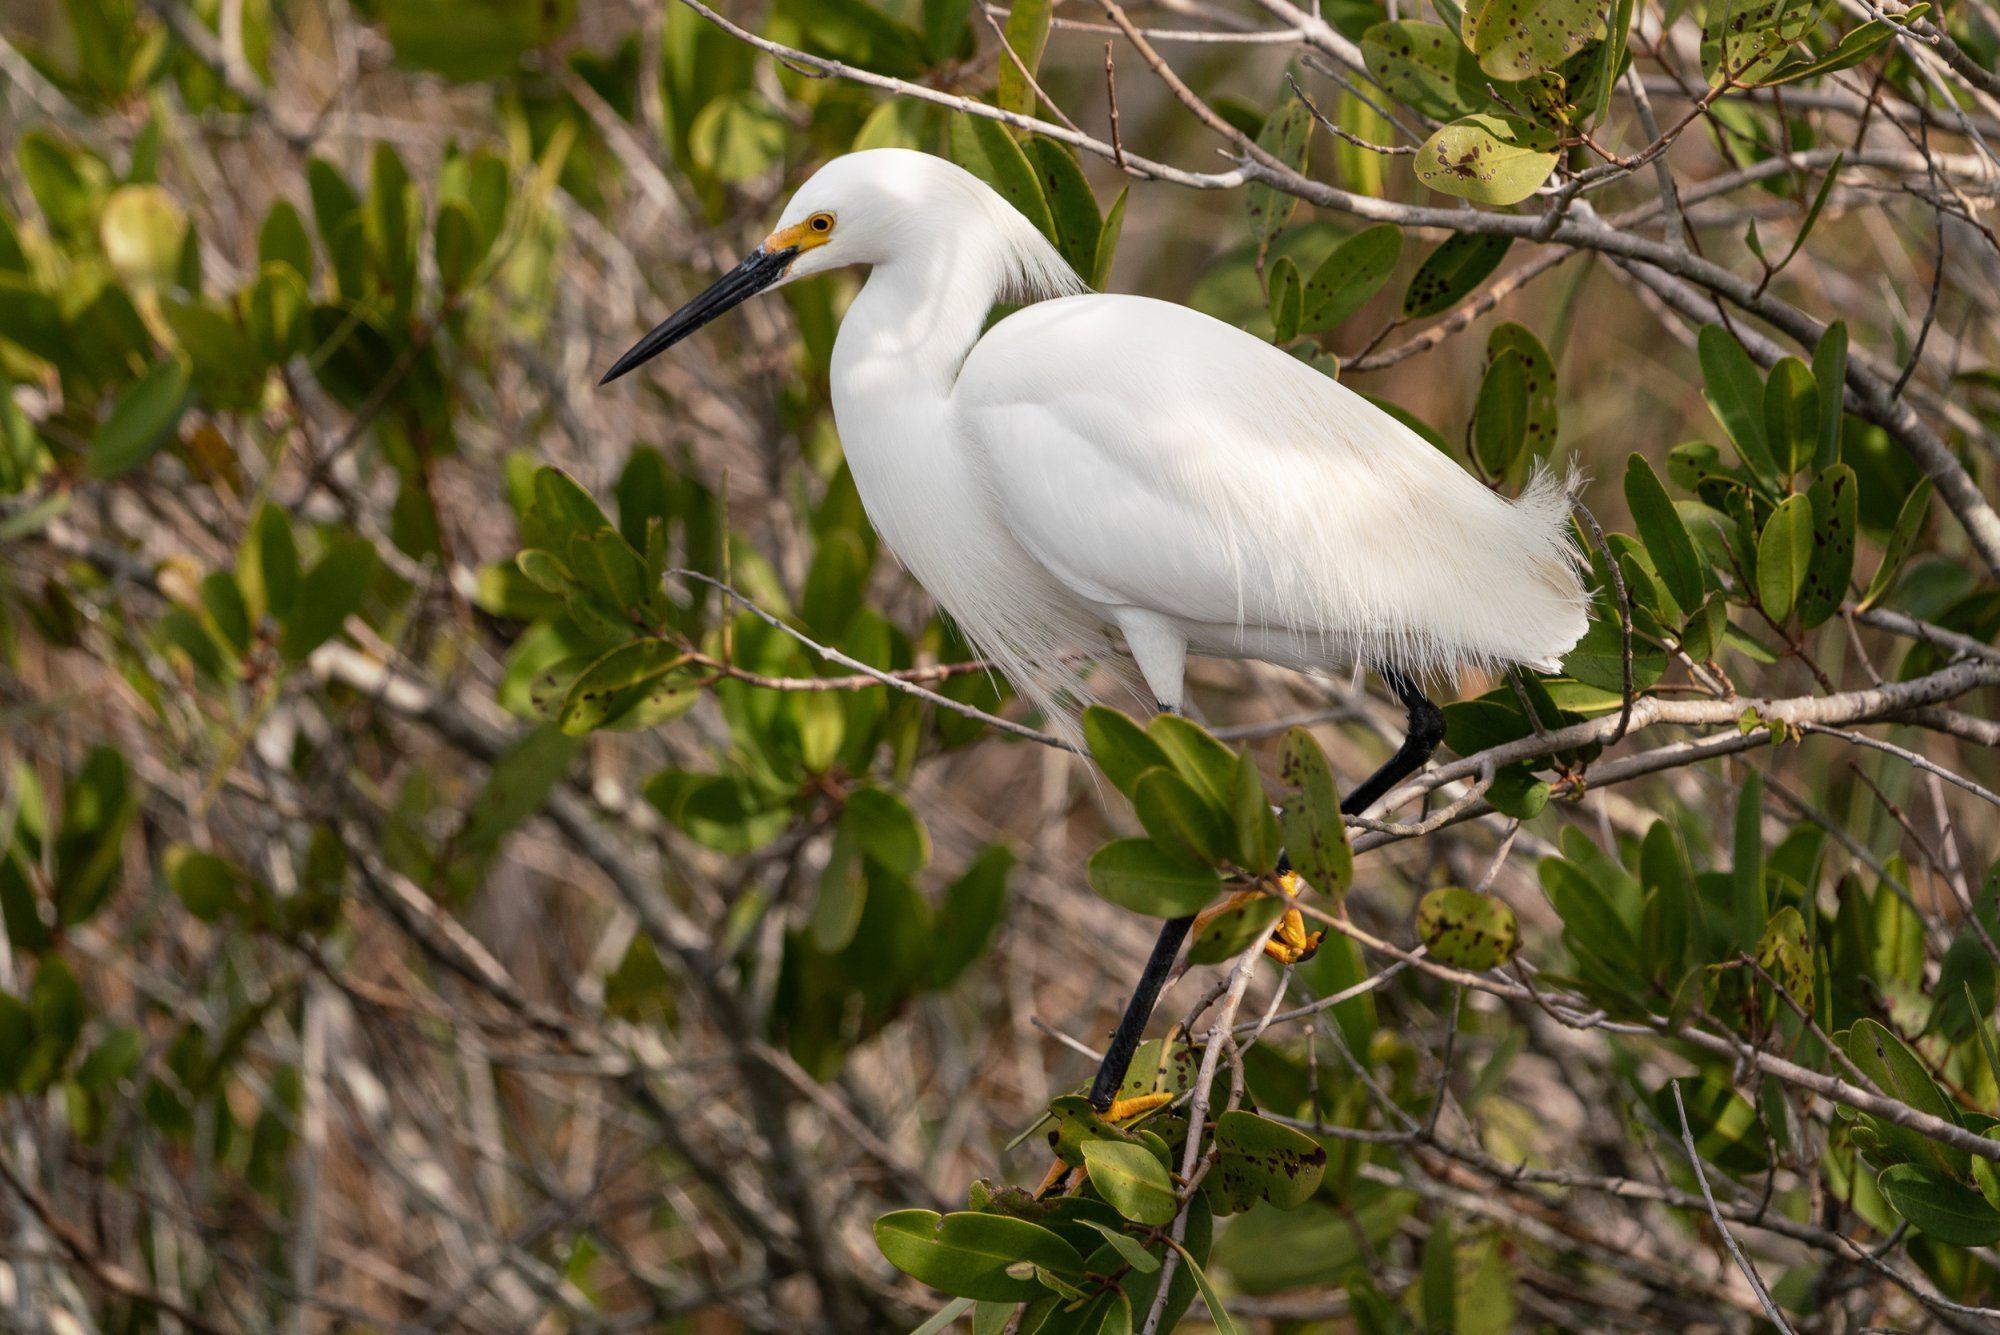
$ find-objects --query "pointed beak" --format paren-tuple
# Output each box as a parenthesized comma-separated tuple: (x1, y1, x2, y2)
(599, 245, 798, 385)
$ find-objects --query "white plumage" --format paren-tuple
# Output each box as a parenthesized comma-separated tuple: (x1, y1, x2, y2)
(605, 148, 1589, 723)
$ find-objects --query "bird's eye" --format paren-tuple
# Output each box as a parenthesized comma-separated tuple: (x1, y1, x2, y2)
(808, 213, 834, 233)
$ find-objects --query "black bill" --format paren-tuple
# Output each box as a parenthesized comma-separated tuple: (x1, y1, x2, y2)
(599, 245, 797, 385)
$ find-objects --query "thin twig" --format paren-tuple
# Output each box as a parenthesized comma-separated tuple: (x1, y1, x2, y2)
(1669, 1080, 1798, 1334)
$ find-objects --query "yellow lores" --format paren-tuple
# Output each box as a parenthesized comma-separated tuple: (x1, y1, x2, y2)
(766, 210, 836, 255)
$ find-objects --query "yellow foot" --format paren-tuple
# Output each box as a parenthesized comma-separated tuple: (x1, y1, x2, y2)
(1033, 1157, 1073, 1199)
(1104, 1091, 1174, 1123)
(1263, 905, 1323, 965)
(1035, 1092, 1175, 1198)
(1194, 871, 1322, 966)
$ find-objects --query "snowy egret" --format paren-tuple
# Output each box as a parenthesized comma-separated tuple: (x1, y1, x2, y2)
(602, 147, 1588, 1112)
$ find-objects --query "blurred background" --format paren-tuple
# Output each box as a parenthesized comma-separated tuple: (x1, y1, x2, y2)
(0, 0, 1997, 1330)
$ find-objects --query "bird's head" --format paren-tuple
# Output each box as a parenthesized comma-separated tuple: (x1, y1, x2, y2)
(599, 150, 931, 386)
(599, 149, 1075, 385)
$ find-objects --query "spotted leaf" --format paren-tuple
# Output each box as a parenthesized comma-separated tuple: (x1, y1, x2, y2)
(1416, 886, 1520, 970)
(1414, 114, 1558, 206)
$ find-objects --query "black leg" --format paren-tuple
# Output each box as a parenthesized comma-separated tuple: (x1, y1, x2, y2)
(1080, 672, 1444, 1112)
(1087, 914, 1192, 1111)
(1340, 670, 1445, 816)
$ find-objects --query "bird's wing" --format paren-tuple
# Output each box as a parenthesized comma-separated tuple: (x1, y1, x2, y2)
(954, 295, 1587, 676)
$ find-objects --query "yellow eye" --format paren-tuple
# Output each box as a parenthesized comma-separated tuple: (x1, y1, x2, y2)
(808, 212, 834, 233)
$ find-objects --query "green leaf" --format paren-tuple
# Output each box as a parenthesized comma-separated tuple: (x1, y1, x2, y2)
(784, 0, 927, 78)
(1539, 854, 1641, 985)
(874, 1210, 1084, 1302)
(240, 506, 297, 626)
(567, 527, 650, 622)
(1276, 727, 1352, 899)
(246, 263, 309, 364)
(165, 845, 250, 922)
(1927, 929, 1996, 1045)
(1463, 0, 1606, 78)
(1760, 16, 1898, 85)
(279, 535, 379, 660)
(1229, 750, 1279, 875)
(1135, 768, 1232, 867)
(559, 639, 695, 735)
(18, 956, 83, 1092)
(1697, 324, 1778, 487)
(99, 183, 189, 289)
(930, 846, 1013, 988)
(522, 468, 616, 556)
(649, 773, 791, 855)
(922, 0, 973, 59)
(1562, 617, 1668, 693)
(1416, 887, 1520, 970)
(1473, 348, 1528, 477)
(1167, 1240, 1239, 1335)
(846, 785, 929, 878)
(1703, 0, 1824, 83)
(1087, 839, 1221, 918)
(1423, 1216, 1457, 1334)
(1092, 187, 1127, 292)
(1081, 1220, 1160, 1273)
(1023, 138, 1102, 279)
(814, 821, 868, 953)
(161, 297, 265, 412)
(996, 0, 1053, 116)
(1361, 21, 1486, 119)
(307, 157, 360, 253)
(1858, 477, 1930, 610)
(366, 142, 417, 316)
(1268, 255, 1303, 344)
(1210, 1110, 1327, 1212)
(20, 132, 103, 242)
(1586, 0, 1636, 123)
(910, 1299, 977, 1335)
(1403, 233, 1513, 318)
(457, 726, 581, 859)
(1145, 715, 1240, 813)
(435, 199, 480, 293)
(1756, 493, 1813, 621)
(88, 359, 190, 479)
(0, 274, 71, 368)
(54, 747, 134, 927)
(1878, 1164, 2000, 1246)
(258, 199, 314, 279)
(1413, 114, 1558, 205)
(1301, 224, 1402, 332)
(1083, 706, 1173, 801)
(1082, 1140, 1178, 1225)
(1797, 464, 1857, 628)
(1754, 905, 1813, 1006)
(951, 114, 1057, 247)
(1246, 96, 1313, 244)
(689, 92, 788, 184)
(1188, 891, 1284, 965)
(1624, 455, 1705, 613)
(1843, 1018, 1967, 1175)
(1762, 357, 1818, 477)
(384, 0, 572, 80)
(1489, 322, 1557, 461)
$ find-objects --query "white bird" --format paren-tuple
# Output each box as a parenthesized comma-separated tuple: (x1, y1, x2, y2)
(602, 146, 1588, 1109)
(604, 148, 1585, 723)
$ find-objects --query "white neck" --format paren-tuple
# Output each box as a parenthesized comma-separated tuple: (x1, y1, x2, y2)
(833, 244, 1006, 401)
